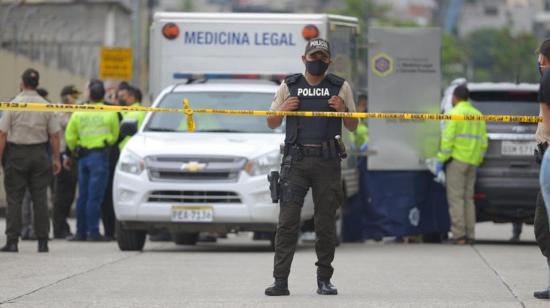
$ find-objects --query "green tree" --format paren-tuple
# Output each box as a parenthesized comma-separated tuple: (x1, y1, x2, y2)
(442, 33, 467, 85)
(464, 28, 538, 83)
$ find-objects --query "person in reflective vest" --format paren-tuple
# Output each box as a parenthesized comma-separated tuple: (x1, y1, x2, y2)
(65, 80, 120, 242)
(437, 84, 487, 245)
(349, 93, 368, 153)
(119, 86, 145, 150)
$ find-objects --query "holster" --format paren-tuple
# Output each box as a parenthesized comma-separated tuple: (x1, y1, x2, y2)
(321, 138, 346, 160)
(535, 142, 548, 165)
(268, 171, 280, 203)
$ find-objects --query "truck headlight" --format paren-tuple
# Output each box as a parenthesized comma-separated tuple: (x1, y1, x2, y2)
(118, 150, 145, 175)
(245, 150, 281, 177)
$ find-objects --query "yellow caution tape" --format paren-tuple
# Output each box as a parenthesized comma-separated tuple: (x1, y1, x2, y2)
(0, 102, 179, 113)
(0, 101, 543, 124)
(183, 98, 195, 132)
(190, 109, 542, 123)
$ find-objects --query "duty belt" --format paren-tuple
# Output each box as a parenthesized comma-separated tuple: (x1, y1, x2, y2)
(284, 144, 324, 158)
(7, 142, 48, 148)
(78, 147, 108, 157)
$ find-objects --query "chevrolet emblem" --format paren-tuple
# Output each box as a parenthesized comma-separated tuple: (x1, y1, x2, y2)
(180, 161, 206, 173)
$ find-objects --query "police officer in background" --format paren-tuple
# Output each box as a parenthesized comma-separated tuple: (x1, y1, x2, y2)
(52, 85, 80, 239)
(0, 68, 61, 253)
(349, 93, 368, 153)
(119, 86, 145, 149)
(265, 38, 358, 296)
(533, 38, 550, 300)
(99, 83, 127, 241)
(65, 80, 119, 242)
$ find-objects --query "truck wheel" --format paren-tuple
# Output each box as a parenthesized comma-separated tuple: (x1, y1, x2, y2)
(116, 221, 146, 251)
(173, 232, 199, 245)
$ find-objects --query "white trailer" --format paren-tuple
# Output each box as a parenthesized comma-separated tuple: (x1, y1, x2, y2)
(149, 12, 359, 98)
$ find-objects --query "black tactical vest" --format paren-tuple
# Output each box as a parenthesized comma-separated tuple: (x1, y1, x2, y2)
(285, 73, 345, 144)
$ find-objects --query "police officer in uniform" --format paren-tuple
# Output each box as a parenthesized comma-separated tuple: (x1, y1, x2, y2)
(118, 86, 145, 149)
(65, 80, 120, 242)
(52, 85, 80, 239)
(533, 38, 550, 300)
(0, 68, 61, 253)
(265, 38, 358, 296)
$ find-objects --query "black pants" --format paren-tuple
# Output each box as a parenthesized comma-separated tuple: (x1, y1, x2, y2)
(101, 147, 119, 237)
(52, 158, 78, 237)
(535, 191, 550, 259)
(4, 144, 52, 241)
(273, 155, 342, 280)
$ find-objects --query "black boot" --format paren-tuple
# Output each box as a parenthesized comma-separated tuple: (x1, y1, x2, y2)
(265, 278, 290, 296)
(534, 289, 550, 299)
(0, 240, 18, 252)
(38, 239, 49, 253)
(317, 278, 338, 295)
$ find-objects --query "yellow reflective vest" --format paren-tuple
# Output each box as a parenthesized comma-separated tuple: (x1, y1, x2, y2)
(65, 102, 120, 152)
(437, 101, 488, 166)
(349, 120, 368, 150)
(119, 103, 146, 150)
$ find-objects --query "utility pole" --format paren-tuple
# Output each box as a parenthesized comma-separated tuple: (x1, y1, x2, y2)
(132, 0, 141, 87)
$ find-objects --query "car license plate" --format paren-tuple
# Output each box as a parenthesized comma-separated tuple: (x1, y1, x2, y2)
(501, 141, 536, 156)
(171, 206, 213, 222)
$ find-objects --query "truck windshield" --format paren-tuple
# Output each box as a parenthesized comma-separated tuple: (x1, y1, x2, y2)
(145, 92, 283, 133)
(470, 91, 539, 116)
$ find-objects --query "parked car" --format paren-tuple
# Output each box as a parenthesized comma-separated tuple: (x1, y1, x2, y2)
(442, 81, 540, 224)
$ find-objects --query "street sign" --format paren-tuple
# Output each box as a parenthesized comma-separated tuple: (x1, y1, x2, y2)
(99, 47, 133, 81)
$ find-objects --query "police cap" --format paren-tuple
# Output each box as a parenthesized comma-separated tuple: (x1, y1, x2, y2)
(305, 38, 331, 58)
(60, 85, 81, 97)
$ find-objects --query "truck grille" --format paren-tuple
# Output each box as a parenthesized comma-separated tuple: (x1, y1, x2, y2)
(148, 191, 242, 204)
(146, 155, 246, 182)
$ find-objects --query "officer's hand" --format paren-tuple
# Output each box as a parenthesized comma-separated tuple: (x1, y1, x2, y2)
(63, 158, 72, 171)
(328, 96, 347, 112)
(53, 159, 62, 175)
(279, 96, 300, 111)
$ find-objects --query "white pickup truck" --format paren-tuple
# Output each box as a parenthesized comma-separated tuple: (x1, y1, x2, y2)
(113, 13, 359, 251)
(114, 80, 317, 250)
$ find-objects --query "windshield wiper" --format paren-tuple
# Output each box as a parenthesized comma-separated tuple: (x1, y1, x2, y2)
(195, 129, 244, 133)
(146, 127, 179, 132)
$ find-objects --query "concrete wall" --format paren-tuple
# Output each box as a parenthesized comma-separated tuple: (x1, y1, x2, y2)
(0, 2, 131, 79)
(0, 49, 89, 102)
(0, 49, 89, 213)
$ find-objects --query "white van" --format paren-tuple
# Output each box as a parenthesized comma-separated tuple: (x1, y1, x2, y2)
(113, 13, 359, 251)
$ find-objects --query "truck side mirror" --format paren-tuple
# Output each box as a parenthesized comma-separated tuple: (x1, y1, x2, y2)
(120, 120, 138, 139)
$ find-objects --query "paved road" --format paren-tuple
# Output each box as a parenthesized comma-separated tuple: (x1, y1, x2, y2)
(0, 220, 547, 308)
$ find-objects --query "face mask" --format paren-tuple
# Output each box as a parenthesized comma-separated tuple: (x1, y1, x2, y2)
(305, 59, 329, 76)
(118, 99, 127, 106)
